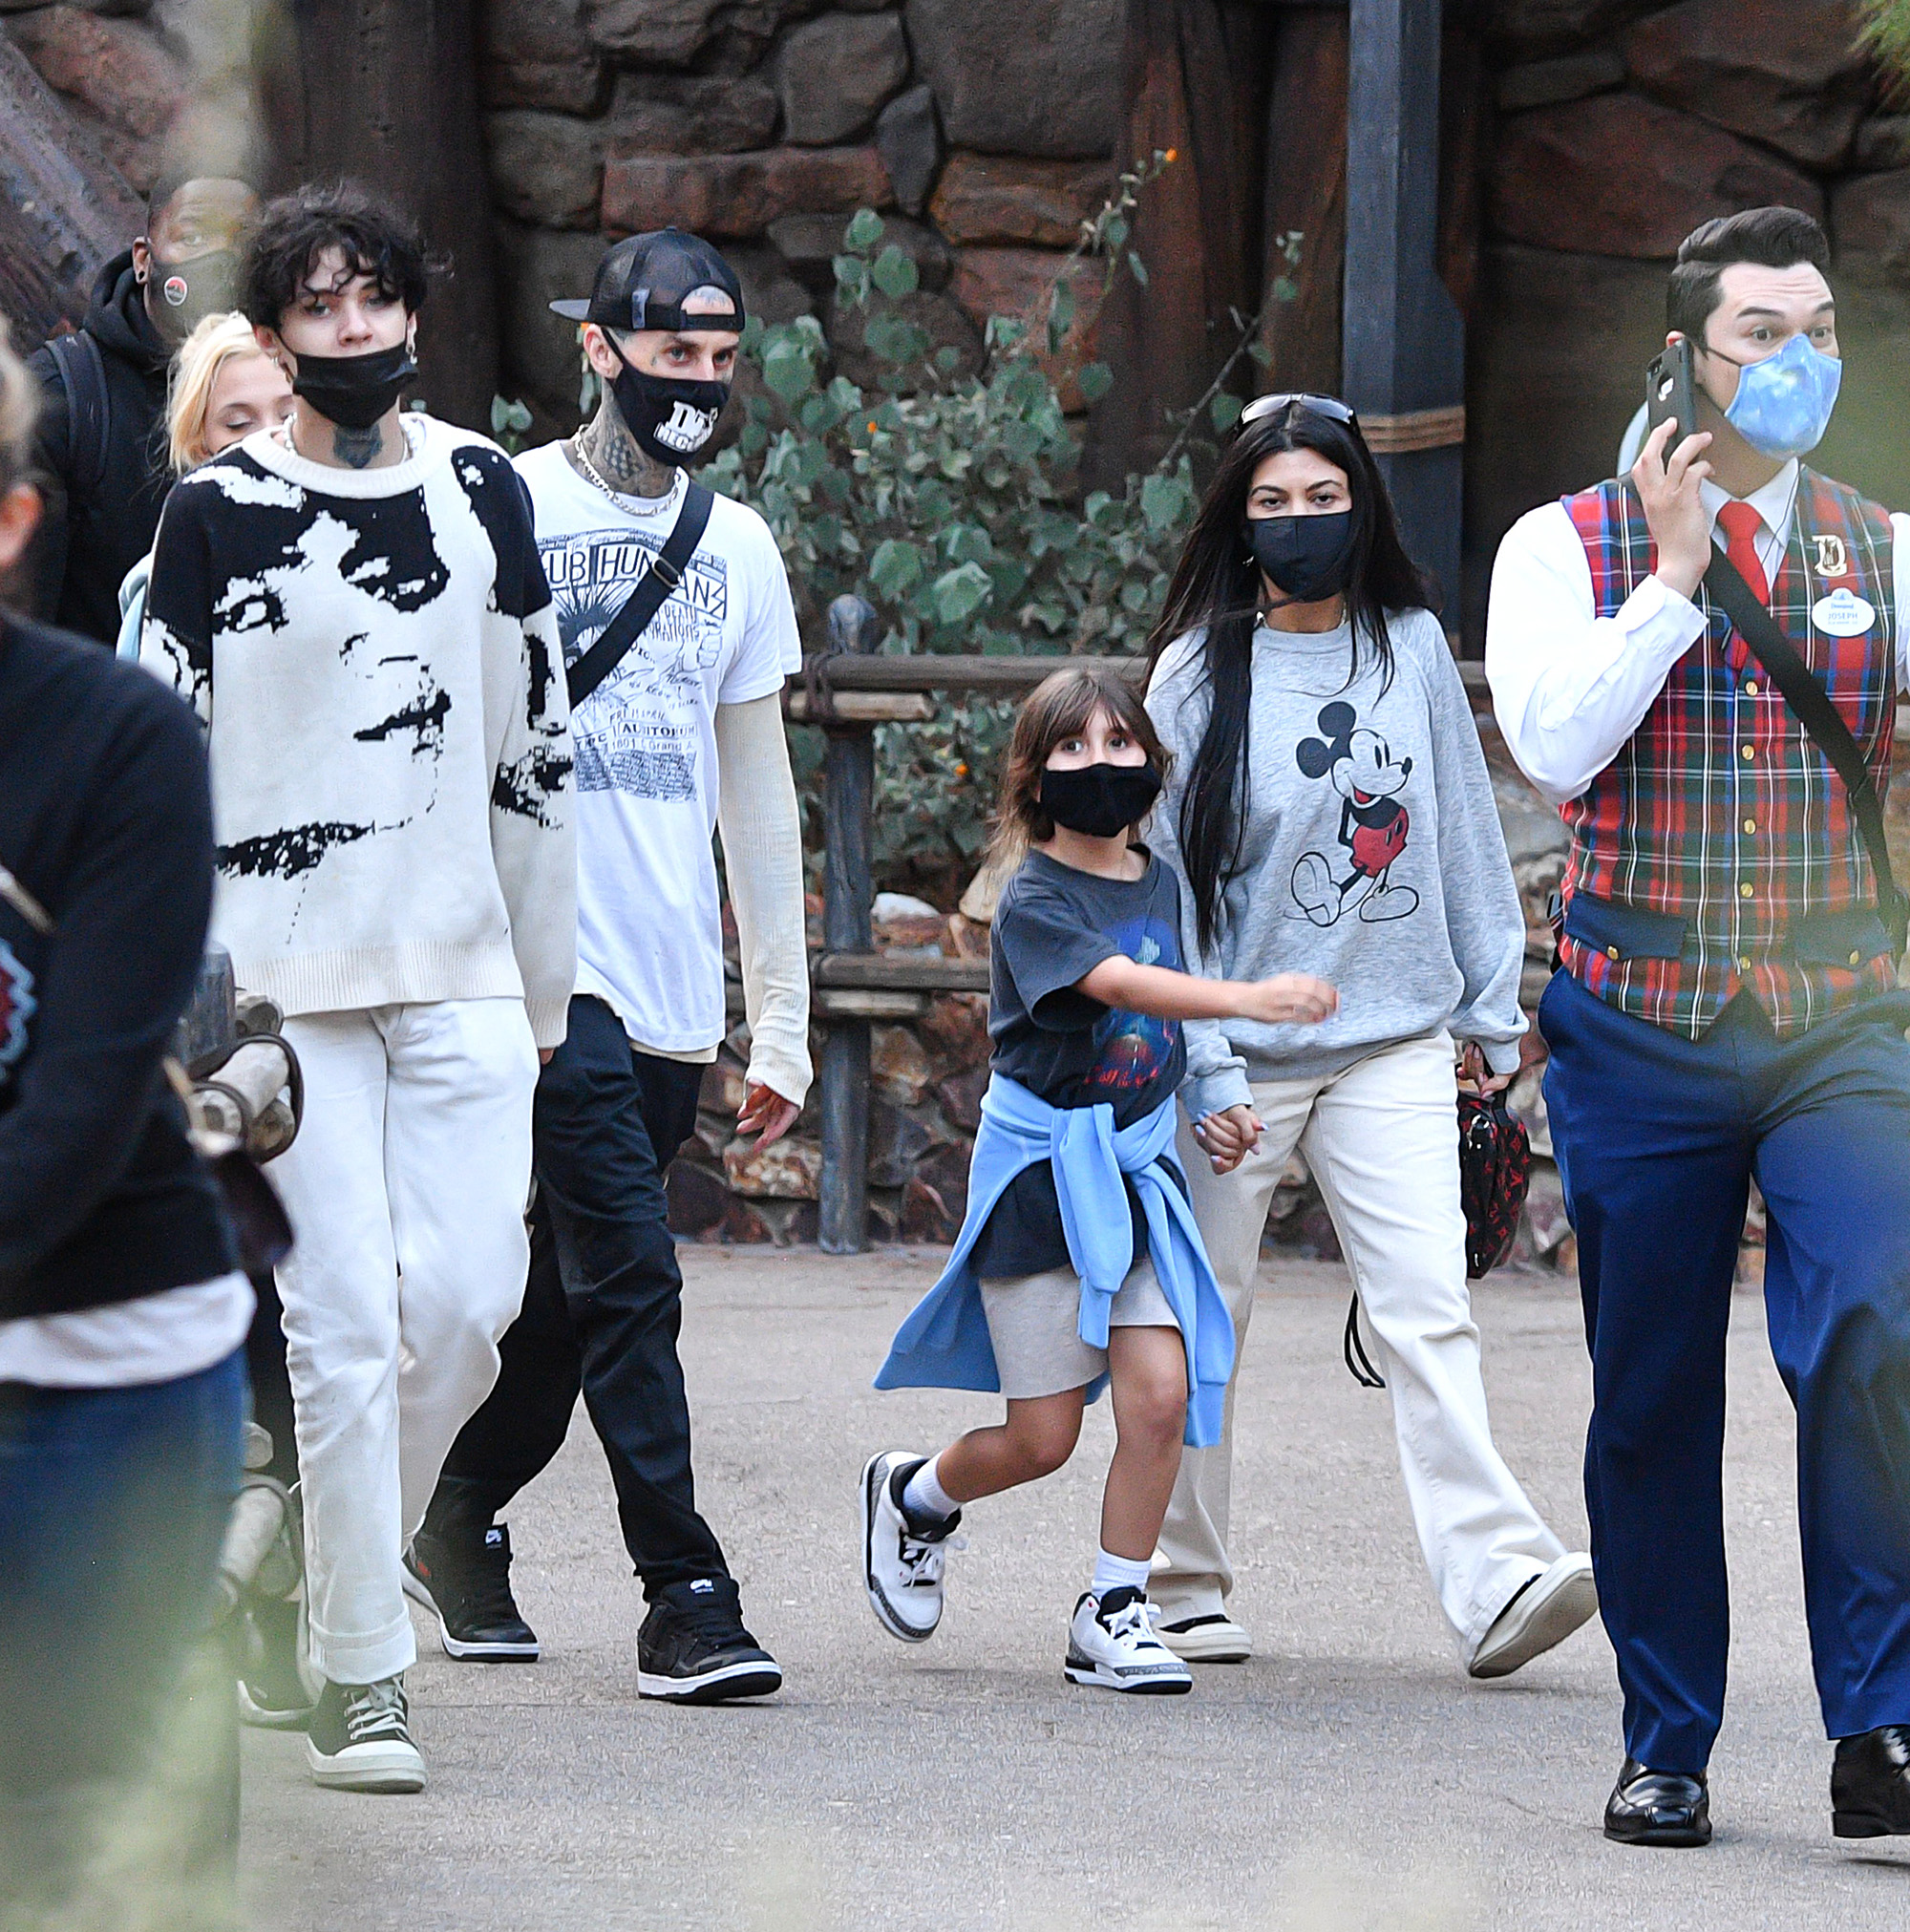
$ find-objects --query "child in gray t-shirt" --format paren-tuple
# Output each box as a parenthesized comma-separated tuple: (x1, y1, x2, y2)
(860, 666, 1334, 1696)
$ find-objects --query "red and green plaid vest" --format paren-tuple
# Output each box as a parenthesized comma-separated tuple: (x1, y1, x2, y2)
(1560, 468, 1898, 1037)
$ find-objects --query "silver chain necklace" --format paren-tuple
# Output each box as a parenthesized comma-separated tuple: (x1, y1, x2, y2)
(568, 433, 680, 515)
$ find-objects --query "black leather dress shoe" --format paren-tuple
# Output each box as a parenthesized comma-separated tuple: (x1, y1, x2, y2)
(1833, 1725, 1910, 1838)
(1603, 1757, 1712, 1846)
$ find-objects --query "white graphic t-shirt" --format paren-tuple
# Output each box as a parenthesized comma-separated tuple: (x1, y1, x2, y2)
(514, 443, 801, 1053)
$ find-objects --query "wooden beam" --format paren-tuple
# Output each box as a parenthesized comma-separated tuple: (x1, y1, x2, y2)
(1343, 0, 1466, 613)
(805, 655, 1148, 694)
(815, 953, 991, 994)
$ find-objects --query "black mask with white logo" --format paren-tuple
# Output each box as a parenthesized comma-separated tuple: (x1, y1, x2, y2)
(290, 342, 417, 432)
(151, 247, 240, 336)
(607, 343, 730, 469)
(1040, 762, 1162, 839)
(1248, 510, 1355, 604)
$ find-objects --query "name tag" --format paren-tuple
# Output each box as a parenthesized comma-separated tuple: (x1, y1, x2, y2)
(1812, 586, 1875, 637)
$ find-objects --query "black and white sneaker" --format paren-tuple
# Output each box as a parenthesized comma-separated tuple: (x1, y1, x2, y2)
(305, 1677, 426, 1792)
(1064, 1587, 1193, 1695)
(237, 1597, 316, 1730)
(637, 1577, 782, 1704)
(403, 1520, 541, 1662)
(860, 1450, 964, 1644)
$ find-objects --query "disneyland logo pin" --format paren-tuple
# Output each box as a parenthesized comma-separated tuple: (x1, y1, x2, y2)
(1812, 585, 1875, 637)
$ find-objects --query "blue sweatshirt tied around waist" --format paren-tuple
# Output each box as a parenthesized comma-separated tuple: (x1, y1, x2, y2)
(874, 1073, 1233, 1447)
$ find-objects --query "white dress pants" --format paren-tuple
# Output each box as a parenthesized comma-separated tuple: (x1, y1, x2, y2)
(271, 999, 538, 1685)
(1157, 1033, 1564, 1659)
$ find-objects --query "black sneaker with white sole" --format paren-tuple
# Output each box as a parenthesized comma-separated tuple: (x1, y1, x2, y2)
(403, 1519, 541, 1661)
(306, 1677, 425, 1793)
(637, 1577, 782, 1704)
(237, 1597, 315, 1730)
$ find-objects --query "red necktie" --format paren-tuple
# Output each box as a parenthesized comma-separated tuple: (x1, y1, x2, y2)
(1715, 499, 1768, 674)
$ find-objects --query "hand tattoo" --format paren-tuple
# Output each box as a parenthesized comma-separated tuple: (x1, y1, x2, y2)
(331, 422, 385, 470)
(573, 391, 674, 499)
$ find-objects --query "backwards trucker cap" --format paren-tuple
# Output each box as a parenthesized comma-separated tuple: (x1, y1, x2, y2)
(548, 228, 747, 334)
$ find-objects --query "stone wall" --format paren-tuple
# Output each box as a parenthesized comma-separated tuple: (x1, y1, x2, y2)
(478, 0, 1127, 436)
(1464, 0, 1910, 635)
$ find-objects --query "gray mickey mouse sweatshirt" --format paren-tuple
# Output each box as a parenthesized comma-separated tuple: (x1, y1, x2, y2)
(1145, 606, 1527, 1115)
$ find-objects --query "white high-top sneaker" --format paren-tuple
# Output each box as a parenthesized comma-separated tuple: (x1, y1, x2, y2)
(1064, 1587, 1193, 1694)
(860, 1451, 963, 1643)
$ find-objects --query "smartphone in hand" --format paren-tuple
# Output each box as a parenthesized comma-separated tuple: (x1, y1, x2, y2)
(1645, 338, 1699, 466)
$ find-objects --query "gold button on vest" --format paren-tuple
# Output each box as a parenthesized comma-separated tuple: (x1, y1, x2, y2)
(1740, 882, 1754, 899)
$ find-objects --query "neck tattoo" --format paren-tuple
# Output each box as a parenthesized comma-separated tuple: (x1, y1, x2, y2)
(330, 421, 385, 470)
(572, 397, 675, 500)
(284, 412, 406, 472)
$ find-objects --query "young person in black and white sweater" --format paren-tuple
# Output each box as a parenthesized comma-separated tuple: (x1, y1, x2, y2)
(141, 185, 576, 1793)
(0, 323, 246, 1920)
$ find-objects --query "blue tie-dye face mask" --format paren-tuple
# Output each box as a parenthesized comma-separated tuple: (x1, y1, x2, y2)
(1716, 331, 1843, 459)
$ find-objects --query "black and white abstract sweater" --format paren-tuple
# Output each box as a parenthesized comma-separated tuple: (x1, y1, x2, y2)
(141, 415, 577, 1047)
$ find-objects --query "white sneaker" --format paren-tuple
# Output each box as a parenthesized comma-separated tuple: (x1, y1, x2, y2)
(860, 1451, 963, 1644)
(1468, 1551, 1598, 1680)
(1151, 1607, 1252, 1664)
(1065, 1588, 1192, 1694)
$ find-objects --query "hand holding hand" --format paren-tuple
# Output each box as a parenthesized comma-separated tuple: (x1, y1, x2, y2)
(737, 1082, 800, 1146)
(1192, 1102, 1262, 1175)
(1631, 416, 1714, 602)
(1233, 973, 1339, 1028)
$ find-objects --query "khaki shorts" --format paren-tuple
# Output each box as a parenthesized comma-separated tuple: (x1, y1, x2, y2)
(979, 1258, 1179, 1400)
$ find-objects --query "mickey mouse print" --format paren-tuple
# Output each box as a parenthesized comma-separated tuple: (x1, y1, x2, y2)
(1290, 700, 1420, 925)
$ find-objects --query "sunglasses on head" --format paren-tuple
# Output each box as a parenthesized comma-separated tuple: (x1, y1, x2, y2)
(1238, 393, 1359, 432)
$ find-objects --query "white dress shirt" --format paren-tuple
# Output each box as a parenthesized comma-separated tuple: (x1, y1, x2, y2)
(1485, 458, 1910, 804)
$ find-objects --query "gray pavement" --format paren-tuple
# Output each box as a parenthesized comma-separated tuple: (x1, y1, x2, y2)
(242, 1248, 1910, 1930)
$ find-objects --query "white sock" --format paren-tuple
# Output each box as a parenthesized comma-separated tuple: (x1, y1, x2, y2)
(1090, 1548, 1154, 1601)
(901, 1454, 958, 1522)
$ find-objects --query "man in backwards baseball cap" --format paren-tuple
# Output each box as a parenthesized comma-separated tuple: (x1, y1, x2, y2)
(409, 228, 813, 1708)
(552, 227, 747, 482)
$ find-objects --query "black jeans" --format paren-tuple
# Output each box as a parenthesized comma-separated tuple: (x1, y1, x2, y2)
(435, 995, 729, 1596)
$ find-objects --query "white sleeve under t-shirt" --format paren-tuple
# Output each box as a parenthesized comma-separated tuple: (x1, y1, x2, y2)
(513, 443, 805, 1076)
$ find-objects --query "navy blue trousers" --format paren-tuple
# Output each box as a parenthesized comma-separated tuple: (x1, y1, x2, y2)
(1541, 969, 1910, 1772)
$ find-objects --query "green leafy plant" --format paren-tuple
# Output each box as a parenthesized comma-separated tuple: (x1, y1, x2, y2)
(490, 393, 533, 456)
(699, 158, 1241, 894)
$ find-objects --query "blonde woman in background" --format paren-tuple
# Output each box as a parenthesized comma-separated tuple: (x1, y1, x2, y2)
(116, 311, 292, 657)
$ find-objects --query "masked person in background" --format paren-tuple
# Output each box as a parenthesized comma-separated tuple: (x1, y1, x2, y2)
(409, 229, 809, 1706)
(1143, 396, 1596, 1680)
(1489, 206, 1910, 1848)
(142, 183, 576, 1793)
(28, 173, 260, 646)
(0, 320, 248, 1923)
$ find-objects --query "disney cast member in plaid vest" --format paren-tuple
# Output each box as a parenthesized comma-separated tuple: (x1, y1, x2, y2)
(1489, 207, 1910, 1850)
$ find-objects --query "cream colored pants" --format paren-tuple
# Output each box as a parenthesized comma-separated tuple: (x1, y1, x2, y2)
(1157, 1033, 1564, 1658)
(273, 998, 538, 1686)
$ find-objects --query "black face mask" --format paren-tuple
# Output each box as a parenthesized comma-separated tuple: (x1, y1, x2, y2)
(290, 342, 417, 432)
(150, 247, 240, 336)
(1248, 510, 1355, 604)
(607, 344, 730, 469)
(1040, 762, 1162, 839)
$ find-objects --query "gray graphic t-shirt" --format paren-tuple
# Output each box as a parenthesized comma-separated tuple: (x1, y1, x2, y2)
(514, 444, 800, 1051)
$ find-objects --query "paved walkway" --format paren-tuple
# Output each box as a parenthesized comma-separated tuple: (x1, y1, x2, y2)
(242, 1249, 1910, 1930)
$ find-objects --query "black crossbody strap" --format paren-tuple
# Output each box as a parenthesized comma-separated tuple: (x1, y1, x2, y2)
(565, 480, 714, 710)
(1702, 550, 1907, 955)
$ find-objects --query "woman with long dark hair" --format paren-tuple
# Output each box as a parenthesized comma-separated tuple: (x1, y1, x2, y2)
(1141, 395, 1595, 1678)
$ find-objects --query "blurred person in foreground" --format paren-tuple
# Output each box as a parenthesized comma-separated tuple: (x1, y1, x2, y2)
(27, 172, 261, 647)
(1489, 205, 1910, 1848)
(0, 321, 249, 1921)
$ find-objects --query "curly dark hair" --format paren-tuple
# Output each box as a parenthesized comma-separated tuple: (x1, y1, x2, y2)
(241, 181, 435, 329)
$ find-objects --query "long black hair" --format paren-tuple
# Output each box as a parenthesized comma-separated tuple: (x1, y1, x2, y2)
(1145, 400, 1435, 954)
